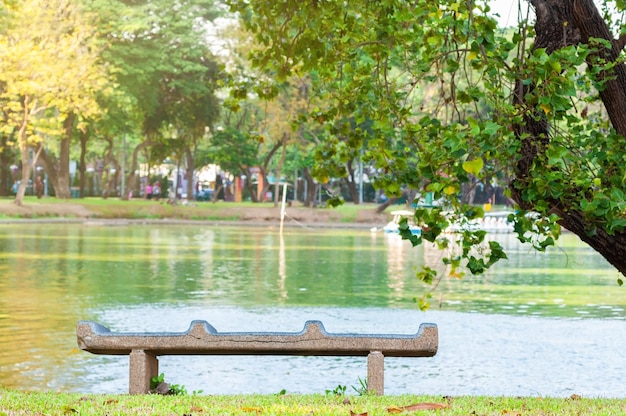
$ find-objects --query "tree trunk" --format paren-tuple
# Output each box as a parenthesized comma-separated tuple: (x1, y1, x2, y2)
(302, 167, 318, 207)
(56, 113, 75, 199)
(39, 113, 75, 199)
(344, 159, 359, 204)
(241, 166, 258, 203)
(273, 135, 288, 207)
(213, 183, 224, 202)
(376, 197, 399, 214)
(512, 0, 626, 276)
(101, 137, 121, 199)
(462, 179, 477, 205)
(259, 167, 271, 202)
(0, 135, 15, 197)
(15, 141, 31, 206)
(103, 169, 120, 199)
(185, 147, 195, 201)
(14, 97, 31, 206)
(123, 138, 153, 200)
(78, 129, 88, 197)
(375, 188, 410, 214)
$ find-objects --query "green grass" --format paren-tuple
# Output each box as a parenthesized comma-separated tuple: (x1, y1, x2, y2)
(0, 390, 624, 415)
(202, 215, 242, 221)
(0, 196, 387, 222)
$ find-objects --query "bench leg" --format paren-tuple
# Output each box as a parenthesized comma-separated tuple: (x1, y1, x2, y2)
(367, 351, 384, 395)
(129, 349, 158, 394)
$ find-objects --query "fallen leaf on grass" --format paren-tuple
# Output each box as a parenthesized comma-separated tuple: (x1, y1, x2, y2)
(189, 405, 203, 412)
(241, 406, 262, 413)
(350, 411, 368, 416)
(570, 394, 582, 400)
(387, 402, 449, 413)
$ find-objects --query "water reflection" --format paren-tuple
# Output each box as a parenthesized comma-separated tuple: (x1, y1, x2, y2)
(0, 224, 624, 395)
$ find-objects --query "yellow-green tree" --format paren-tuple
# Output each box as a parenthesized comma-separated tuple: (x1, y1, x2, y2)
(0, 0, 108, 204)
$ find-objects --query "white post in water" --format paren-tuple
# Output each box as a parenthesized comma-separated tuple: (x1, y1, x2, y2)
(280, 182, 288, 234)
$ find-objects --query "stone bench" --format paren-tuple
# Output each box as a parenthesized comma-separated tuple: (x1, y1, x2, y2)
(76, 320, 438, 395)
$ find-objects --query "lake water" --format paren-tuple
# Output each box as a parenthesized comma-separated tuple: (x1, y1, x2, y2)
(0, 223, 624, 397)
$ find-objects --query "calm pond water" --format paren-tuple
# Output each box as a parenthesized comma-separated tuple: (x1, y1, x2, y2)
(0, 223, 624, 397)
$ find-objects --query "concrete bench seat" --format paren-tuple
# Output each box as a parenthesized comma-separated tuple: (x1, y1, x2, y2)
(76, 320, 438, 395)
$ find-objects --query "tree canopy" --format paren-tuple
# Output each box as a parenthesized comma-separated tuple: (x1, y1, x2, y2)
(0, 0, 225, 201)
(227, 0, 626, 292)
(0, 0, 109, 204)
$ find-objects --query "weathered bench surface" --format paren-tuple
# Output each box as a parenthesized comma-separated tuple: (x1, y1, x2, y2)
(77, 320, 438, 356)
(77, 320, 438, 395)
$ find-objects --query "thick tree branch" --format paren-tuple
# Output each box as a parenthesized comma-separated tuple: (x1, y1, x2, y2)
(572, 0, 626, 137)
(512, 0, 626, 276)
(615, 33, 626, 51)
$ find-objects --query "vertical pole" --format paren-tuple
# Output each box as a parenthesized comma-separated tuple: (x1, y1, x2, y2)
(129, 349, 158, 394)
(121, 134, 126, 198)
(294, 168, 298, 203)
(175, 160, 181, 201)
(280, 182, 287, 234)
(358, 148, 363, 204)
(367, 351, 384, 395)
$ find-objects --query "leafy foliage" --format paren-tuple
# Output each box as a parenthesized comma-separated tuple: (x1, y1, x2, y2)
(227, 0, 626, 286)
(81, 0, 223, 199)
(325, 384, 346, 396)
(0, 0, 110, 203)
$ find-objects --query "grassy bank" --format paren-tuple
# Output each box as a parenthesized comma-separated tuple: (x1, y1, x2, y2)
(0, 196, 386, 224)
(1, 390, 625, 415)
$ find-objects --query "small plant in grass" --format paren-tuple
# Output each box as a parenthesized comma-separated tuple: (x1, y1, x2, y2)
(325, 384, 347, 396)
(351, 377, 369, 396)
(149, 373, 188, 396)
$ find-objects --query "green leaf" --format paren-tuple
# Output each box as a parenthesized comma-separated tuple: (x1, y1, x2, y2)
(467, 257, 486, 274)
(462, 158, 484, 176)
(399, 218, 422, 246)
(483, 121, 500, 136)
(416, 295, 431, 311)
(416, 267, 436, 284)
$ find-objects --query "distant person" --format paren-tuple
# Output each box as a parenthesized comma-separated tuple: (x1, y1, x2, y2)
(35, 176, 44, 199)
(153, 182, 161, 201)
(12, 181, 18, 195)
(145, 183, 153, 200)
